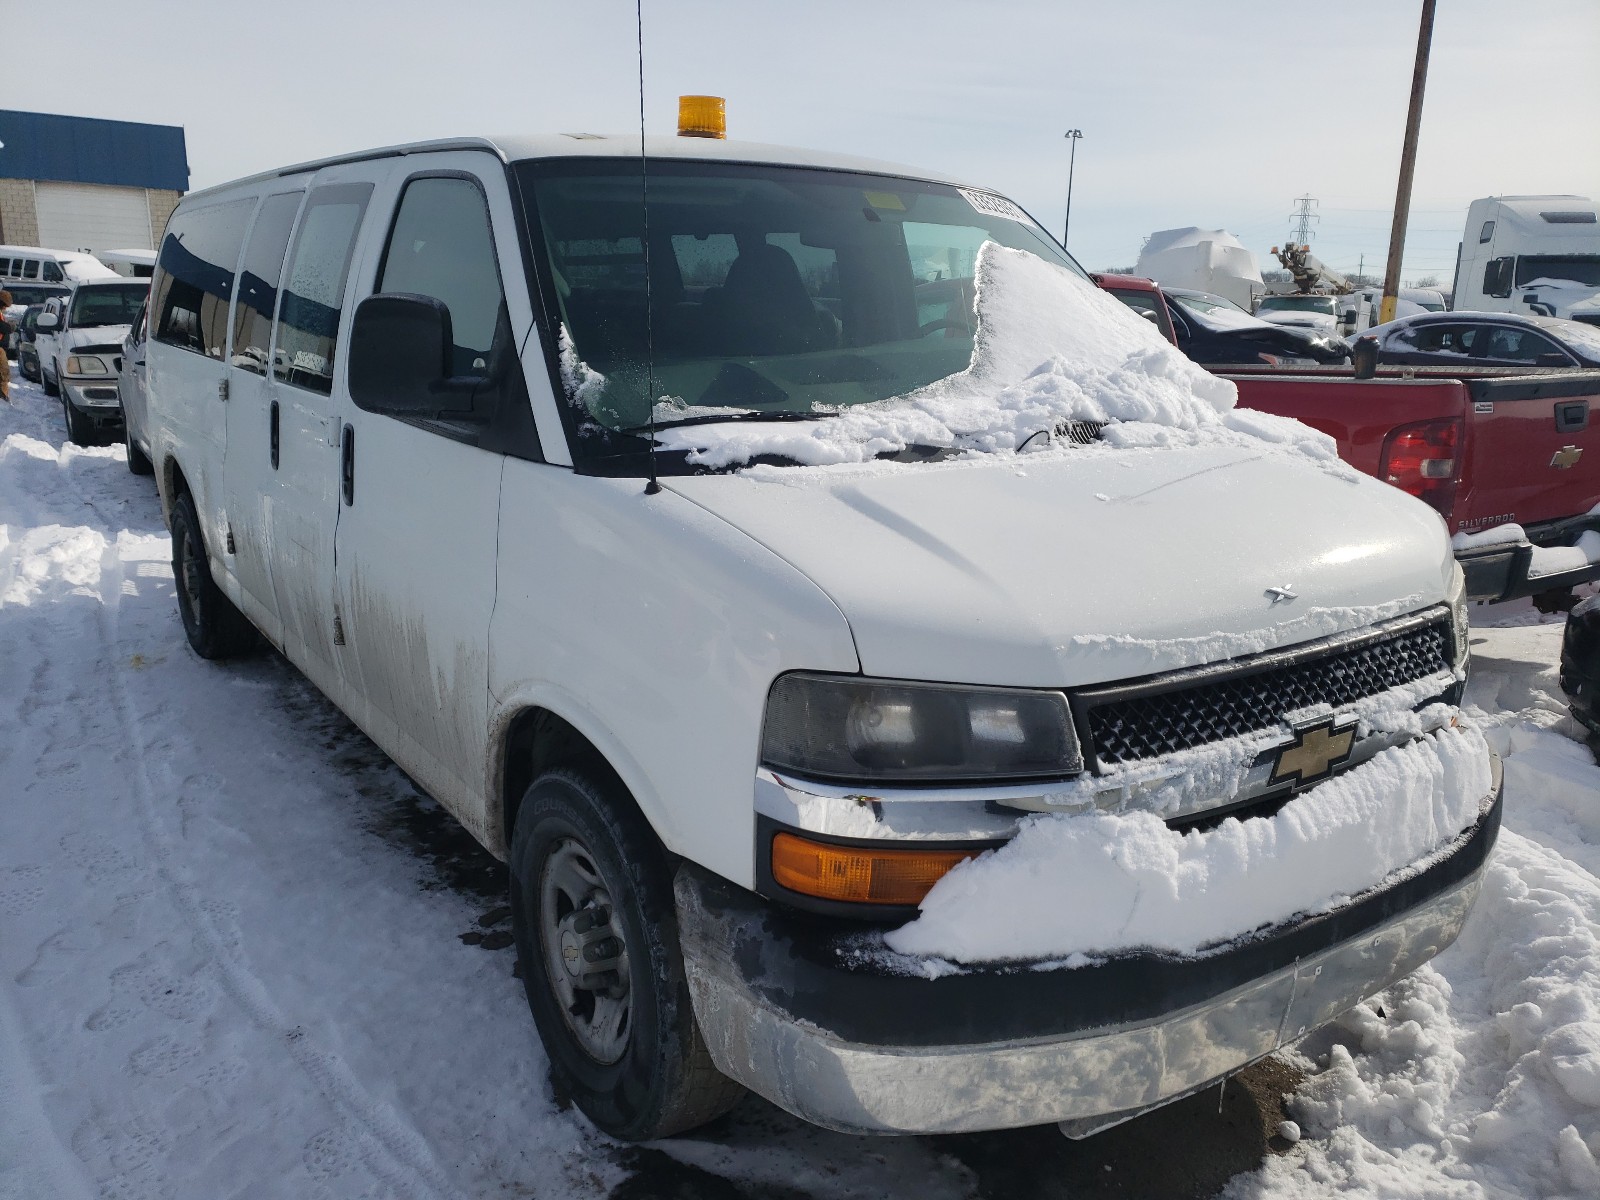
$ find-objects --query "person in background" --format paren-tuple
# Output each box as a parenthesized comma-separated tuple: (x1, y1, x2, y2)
(0, 290, 13, 402)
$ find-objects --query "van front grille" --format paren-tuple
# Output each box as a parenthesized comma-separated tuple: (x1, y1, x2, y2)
(1080, 617, 1453, 767)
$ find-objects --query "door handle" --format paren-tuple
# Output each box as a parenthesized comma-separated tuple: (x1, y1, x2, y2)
(1555, 401, 1589, 434)
(341, 424, 355, 506)
(269, 401, 280, 470)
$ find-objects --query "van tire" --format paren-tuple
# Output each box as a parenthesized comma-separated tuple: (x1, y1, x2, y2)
(509, 768, 743, 1140)
(170, 489, 257, 659)
(42, 367, 58, 397)
(124, 424, 154, 475)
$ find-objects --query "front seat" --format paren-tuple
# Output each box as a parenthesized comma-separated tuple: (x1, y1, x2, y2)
(712, 243, 826, 356)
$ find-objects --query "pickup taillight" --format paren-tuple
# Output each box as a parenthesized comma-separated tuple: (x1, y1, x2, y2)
(1380, 417, 1462, 518)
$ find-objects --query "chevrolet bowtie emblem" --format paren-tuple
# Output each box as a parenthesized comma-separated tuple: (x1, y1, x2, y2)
(1265, 585, 1298, 605)
(1551, 445, 1583, 470)
(1270, 718, 1357, 787)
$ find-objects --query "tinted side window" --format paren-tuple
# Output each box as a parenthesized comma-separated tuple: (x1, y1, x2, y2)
(1483, 327, 1567, 364)
(273, 183, 373, 394)
(376, 177, 504, 376)
(152, 199, 253, 358)
(231, 191, 303, 376)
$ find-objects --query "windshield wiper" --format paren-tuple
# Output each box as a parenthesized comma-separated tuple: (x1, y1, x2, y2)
(619, 410, 841, 434)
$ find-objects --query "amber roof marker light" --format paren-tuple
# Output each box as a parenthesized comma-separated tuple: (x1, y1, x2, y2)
(678, 95, 726, 139)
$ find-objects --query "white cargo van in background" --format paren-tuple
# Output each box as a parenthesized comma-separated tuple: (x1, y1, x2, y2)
(1454, 195, 1600, 326)
(143, 127, 1499, 1143)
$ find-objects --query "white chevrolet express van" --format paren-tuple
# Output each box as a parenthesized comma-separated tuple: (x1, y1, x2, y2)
(145, 131, 1500, 1142)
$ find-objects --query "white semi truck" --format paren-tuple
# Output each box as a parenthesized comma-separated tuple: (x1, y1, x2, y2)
(1453, 195, 1600, 326)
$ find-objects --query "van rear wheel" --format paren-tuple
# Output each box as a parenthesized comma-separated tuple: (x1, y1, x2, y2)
(170, 489, 257, 659)
(509, 768, 742, 1140)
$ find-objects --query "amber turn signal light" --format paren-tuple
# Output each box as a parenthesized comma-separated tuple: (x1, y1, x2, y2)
(770, 832, 977, 905)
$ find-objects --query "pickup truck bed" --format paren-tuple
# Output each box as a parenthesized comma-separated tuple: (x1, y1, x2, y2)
(1224, 365, 1600, 603)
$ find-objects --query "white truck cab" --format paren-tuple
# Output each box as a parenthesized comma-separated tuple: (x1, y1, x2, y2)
(1454, 195, 1600, 325)
(144, 127, 1499, 1142)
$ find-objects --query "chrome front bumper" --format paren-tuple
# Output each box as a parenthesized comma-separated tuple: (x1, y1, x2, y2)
(677, 763, 1500, 1136)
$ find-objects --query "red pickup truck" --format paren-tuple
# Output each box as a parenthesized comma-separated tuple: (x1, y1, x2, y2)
(1095, 274, 1600, 605)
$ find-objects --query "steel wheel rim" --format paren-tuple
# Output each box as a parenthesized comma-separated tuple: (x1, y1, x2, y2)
(177, 519, 205, 620)
(538, 836, 632, 1065)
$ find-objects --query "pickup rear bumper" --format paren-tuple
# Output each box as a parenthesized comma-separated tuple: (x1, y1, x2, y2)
(1459, 513, 1600, 603)
(675, 760, 1502, 1136)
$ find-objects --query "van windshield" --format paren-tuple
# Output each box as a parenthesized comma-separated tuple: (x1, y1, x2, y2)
(516, 159, 1085, 470)
(68, 283, 149, 327)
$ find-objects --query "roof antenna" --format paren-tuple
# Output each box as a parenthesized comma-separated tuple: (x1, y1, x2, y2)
(637, 0, 661, 495)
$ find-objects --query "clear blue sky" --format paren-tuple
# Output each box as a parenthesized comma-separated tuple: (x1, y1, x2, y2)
(11, 0, 1599, 287)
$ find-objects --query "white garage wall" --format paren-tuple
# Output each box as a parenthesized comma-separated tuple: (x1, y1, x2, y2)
(35, 182, 152, 253)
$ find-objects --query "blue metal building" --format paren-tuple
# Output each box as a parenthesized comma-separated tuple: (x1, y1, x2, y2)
(0, 110, 189, 254)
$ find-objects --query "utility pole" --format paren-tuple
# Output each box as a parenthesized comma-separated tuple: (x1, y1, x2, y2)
(1063, 129, 1083, 248)
(1290, 195, 1319, 247)
(1381, 0, 1437, 324)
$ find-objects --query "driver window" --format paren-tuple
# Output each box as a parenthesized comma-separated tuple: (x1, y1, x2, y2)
(377, 176, 505, 378)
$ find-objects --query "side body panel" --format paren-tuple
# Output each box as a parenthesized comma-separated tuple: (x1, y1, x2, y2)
(486, 470, 860, 877)
(326, 150, 526, 839)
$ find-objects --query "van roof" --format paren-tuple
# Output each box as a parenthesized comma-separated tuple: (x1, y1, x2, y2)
(181, 135, 974, 203)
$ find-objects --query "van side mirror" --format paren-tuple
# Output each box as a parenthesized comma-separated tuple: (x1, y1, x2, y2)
(1351, 335, 1379, 379)
(348, 293, 481, 420)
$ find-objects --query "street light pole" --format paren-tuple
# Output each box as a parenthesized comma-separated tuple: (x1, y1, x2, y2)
(1063, 129, 1083, 248)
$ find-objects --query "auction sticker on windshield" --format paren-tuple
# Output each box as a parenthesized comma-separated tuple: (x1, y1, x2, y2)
(958, 187, 1030, 224)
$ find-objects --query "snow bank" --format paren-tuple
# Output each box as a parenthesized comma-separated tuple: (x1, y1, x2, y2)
(655, 243, 1240, 468)
(1230, 831, 1600, 1200)
(885, 726, 1491, 964)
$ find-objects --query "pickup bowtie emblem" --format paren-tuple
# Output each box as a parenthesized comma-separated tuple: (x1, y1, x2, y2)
(1265, 585, 1298, 604)
(1551, 445, 1583, 469)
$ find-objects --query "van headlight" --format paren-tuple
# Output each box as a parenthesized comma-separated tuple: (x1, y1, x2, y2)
(66, 355, 108, 376)
(1448, 564, 1470, 668)
(761, 673, 1083, 784)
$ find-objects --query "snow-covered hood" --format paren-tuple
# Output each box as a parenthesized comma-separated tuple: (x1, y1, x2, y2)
(1259, 310, 1339, 336)
(64, 323, 131, 351)
(667, 441, 1455, 688)
(1520, 278, 1600, 319)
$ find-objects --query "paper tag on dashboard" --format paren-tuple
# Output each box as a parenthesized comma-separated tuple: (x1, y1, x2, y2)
(958, 188, 1030, 224)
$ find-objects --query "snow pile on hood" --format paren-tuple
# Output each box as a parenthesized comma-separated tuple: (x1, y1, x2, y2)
(656, 243, 1240, 468)
(884, 725, 1491, 964)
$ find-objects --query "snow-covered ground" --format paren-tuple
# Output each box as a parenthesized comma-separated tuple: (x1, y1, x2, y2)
(2, 367, 1598, 1199)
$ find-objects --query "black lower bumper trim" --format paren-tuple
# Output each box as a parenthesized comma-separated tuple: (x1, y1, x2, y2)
(689, 787, 1502, 1049)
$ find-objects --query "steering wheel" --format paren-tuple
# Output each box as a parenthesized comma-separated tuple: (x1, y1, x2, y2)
(918, 318, 973, 337)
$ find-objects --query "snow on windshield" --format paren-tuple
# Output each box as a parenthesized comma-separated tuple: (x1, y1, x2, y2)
(649, 243, 1241, 467)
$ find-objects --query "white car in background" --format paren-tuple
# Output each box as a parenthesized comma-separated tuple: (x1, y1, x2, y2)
(98, 248, 158, 279)
(1255, 292, 1342, 337)
(35, 278, 150, 444)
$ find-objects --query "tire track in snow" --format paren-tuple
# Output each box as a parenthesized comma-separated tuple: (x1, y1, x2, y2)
(95, 578, 463, 1200)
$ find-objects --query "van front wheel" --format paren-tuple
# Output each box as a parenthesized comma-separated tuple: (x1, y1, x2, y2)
(509, 769, 742, 1140)
(170, 490, 256, 659)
